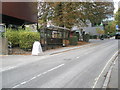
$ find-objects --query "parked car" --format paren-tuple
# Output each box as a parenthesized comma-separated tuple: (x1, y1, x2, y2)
(100, 35, 104, 40)
(115, 32, 120, 39)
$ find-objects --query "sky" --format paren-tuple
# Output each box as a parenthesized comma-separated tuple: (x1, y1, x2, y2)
(114, 0, 120, 13)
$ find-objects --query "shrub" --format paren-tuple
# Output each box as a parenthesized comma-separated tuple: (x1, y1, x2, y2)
(19, 31, 40, 50)
(69, 36, 78, 45)
(90, 35, 93, 39)
(110, 33, 115, 37)
(6, 29, 19, 47)
(90, 35, 97, 39)
(0, 32, 5, 37)
(104, 34, 108, 38)
(83, 34, 90, 42)
(6, 29, 40, 50)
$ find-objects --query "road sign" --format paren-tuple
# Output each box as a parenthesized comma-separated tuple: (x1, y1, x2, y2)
(116, 25, 119, 30)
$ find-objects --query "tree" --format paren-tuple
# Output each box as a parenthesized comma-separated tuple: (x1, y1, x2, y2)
(48, 2, 82, 28)
(115, 8, 120, 27)
(37, 2, 114, 29)
(104, 21, 116, 34)
(83, 2, 114, 25)
(38, 2, 53, 28)
(96, 27, 105, 36)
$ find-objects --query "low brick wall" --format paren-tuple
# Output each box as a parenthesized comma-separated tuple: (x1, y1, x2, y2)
(0, 38, 8, 55)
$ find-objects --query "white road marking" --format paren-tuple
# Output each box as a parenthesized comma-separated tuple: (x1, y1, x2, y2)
(1, 43, 94, 73)
(1, 55, 51, 72)
(102, 66, 113, 88)
(113, 57, 118, 65)
(103, 56, 118, 88)
(95, 77, 98, 81)
(20, 81, 27, 85)
(12, 63, 65, 88)
(1, 66, 17, 72)
(76, 57, 79, 59)
(92, 51, 118, 88)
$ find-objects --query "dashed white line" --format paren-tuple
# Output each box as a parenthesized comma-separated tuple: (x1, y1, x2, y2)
(1, 55, 51, 72)
(1, 66, 17, 72)
(12, 63, 65, 88)
(30, 76, 38, 80)
(76, 57, 79, 59)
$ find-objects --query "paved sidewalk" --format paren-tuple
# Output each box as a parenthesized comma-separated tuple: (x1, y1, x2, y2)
(43, 43, 92, 55)
(107, 56, 119, 88)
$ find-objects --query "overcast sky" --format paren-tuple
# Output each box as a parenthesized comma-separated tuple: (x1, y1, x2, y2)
(114, 0, 120, 13)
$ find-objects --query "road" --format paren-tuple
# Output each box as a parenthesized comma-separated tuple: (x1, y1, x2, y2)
(1, 39, 119, 88)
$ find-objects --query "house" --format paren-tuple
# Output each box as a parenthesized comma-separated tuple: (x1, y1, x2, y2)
(71, 20, 104, 39)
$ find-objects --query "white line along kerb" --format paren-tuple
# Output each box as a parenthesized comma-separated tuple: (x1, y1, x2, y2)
(92, 51, 118, 88)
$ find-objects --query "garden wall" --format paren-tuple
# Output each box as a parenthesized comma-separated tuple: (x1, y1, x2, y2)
(0, 38, 8, 55)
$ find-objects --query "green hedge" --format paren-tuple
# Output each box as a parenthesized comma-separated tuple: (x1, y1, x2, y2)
(109, 33, 115, 37)
(6, 29, 19, 47)
(69, 36, 78, 45)
(6, 29, 40, 50)
(19, 32, 40, 50)
(90, 35, 97, 39)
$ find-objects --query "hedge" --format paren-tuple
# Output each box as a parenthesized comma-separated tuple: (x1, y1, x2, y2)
(19, 31, 40, 50)
(6, 29, 40, 50)
(90, 35, 98, 39)
(69, 36, 78, 45)
(6, 29, 19, 47)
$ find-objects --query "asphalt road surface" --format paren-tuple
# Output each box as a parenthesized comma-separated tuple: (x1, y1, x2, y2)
(1, 39, 119, 88)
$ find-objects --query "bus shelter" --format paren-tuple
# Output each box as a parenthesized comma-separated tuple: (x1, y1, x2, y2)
(39, 26, 70, 51)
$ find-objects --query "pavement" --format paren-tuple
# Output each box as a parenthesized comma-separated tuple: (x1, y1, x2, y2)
(0, 38, 119, 88)
(107, 54, 119, 88)
(106, 37, 119, 89)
